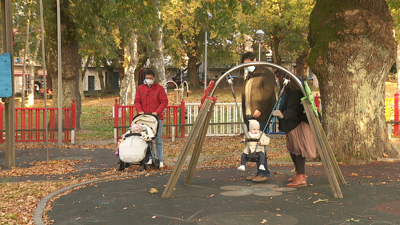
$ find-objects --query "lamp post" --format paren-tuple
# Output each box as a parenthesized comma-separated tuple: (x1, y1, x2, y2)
(256, 30, 264, 61)
(204, 12, 212, 91)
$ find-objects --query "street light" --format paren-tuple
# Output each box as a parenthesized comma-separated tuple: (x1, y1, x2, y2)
(204, 12, 212, 91)
(256, 30, 264, 61)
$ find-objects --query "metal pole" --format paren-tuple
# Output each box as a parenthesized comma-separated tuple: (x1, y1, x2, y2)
(39, 0, 49, 163)
(2, 0, 16, 168)
(258, 41, 261, 61)
(57, 0, 62, 146)
(204, 31, 207, 91)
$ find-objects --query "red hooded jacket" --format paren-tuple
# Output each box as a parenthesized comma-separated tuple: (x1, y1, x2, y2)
(134, 83, 168, 120)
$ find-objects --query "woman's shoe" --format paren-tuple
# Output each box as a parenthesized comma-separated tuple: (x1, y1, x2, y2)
(287, 174, 307, 187)
(287, 172, 297, 182)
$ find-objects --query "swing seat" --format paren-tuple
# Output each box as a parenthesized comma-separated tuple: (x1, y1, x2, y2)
(246, 152, 259, 162)
(245, 140, 267, 162)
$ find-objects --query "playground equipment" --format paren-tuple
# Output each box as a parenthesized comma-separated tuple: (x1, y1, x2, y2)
(166, 80, 189, 105)
(165, 80, 189, 141)
(162, 61, 345, 199)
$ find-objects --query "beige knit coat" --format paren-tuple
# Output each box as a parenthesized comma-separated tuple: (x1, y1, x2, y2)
(243, 133, 270, 154)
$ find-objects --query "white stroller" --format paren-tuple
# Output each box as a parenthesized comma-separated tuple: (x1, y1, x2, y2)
(117, 114, 160, 171)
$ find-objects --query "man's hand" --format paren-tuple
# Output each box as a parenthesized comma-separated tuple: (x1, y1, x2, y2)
(253, 110, 261, 118)
(139, 111, 144, 115)
(152, 112, 158, 116)
(272, 110, 284, 119)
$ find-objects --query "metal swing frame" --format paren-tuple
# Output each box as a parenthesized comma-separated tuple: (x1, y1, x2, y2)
(162, 62, 345, 199)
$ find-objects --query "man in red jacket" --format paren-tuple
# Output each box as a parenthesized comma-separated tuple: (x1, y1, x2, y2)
(134, 69, 168, 168)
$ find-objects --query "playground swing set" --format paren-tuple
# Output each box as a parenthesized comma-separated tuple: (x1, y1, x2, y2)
(161, 61, 346, 199)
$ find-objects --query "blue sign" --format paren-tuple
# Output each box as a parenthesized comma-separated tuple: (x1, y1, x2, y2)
(0, 52, 13, 97)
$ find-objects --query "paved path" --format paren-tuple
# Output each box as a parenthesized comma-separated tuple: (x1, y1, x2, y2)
(42, 161, 400, 224)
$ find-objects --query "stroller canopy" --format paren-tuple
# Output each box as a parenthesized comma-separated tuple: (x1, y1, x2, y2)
(131, 114, 159, 136)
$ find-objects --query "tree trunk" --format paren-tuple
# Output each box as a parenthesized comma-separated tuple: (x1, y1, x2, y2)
(187, 53, 199, 88)
(104, 64, 114, 90)
(295, 51, 308, 80)
(308, 0, 398, 163)
(98, 70, 106, 96)
(80, 55, 92, 100)
(271, 26, 283, 65)
(150, 1, 166, 89)
(243, 34, 253, 52)
(128, 31, 139, 104)
(120, 31, 139, 106)
(45, 0, 82, 130)
(28, 34, 41, 106)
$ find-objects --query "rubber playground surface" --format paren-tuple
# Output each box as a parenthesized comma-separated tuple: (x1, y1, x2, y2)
(1, 147, 400, 225)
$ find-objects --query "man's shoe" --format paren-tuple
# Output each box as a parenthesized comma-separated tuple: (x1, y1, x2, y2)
(246, 174, 258, 181)
(252, 175, 268, 182)
(160, 162, 164, 168)
(147, 159, 152, 165)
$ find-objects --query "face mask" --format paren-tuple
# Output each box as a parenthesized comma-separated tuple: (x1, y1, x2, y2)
(246, 66, 255, 73)
(145, 79, 154, 86)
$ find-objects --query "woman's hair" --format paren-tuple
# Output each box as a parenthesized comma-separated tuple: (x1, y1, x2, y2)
(275, 70, 301, 92)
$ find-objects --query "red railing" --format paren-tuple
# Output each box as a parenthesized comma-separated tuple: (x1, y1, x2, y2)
(113, 99, 185, 140)
(0, 99, 76, 143)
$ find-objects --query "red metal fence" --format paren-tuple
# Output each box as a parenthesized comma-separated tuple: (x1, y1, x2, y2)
(0, 99, 77, 143)
(113, 99, 186, 141)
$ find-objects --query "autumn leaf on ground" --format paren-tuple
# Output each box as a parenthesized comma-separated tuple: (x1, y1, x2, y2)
(149, 188, 158, 194)
(348, 173, 359, 177)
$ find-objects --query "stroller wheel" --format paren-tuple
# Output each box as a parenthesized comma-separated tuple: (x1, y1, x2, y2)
(153, 158, 160, 169)
(117, 161, 125, 171)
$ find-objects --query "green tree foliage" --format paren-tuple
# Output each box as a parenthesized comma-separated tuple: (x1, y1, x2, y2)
(163, 0, 245, 87)
(236, 0, 314, 64)
(388, 0, 400, 38)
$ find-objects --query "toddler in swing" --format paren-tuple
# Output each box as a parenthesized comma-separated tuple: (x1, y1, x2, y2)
(237, 120, 270, 171)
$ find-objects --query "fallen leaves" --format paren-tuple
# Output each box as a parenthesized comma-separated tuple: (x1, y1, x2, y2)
(0, 180, 77, 224)
(346, 218, 360, 222)
(149, 188, 158, 194)
(0, 159, 87, 178)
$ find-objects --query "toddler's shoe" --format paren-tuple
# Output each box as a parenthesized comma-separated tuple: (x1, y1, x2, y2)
(259, 164, 266, 171)
(147, 159, 152, 165)
(237, 165, 245, 171)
